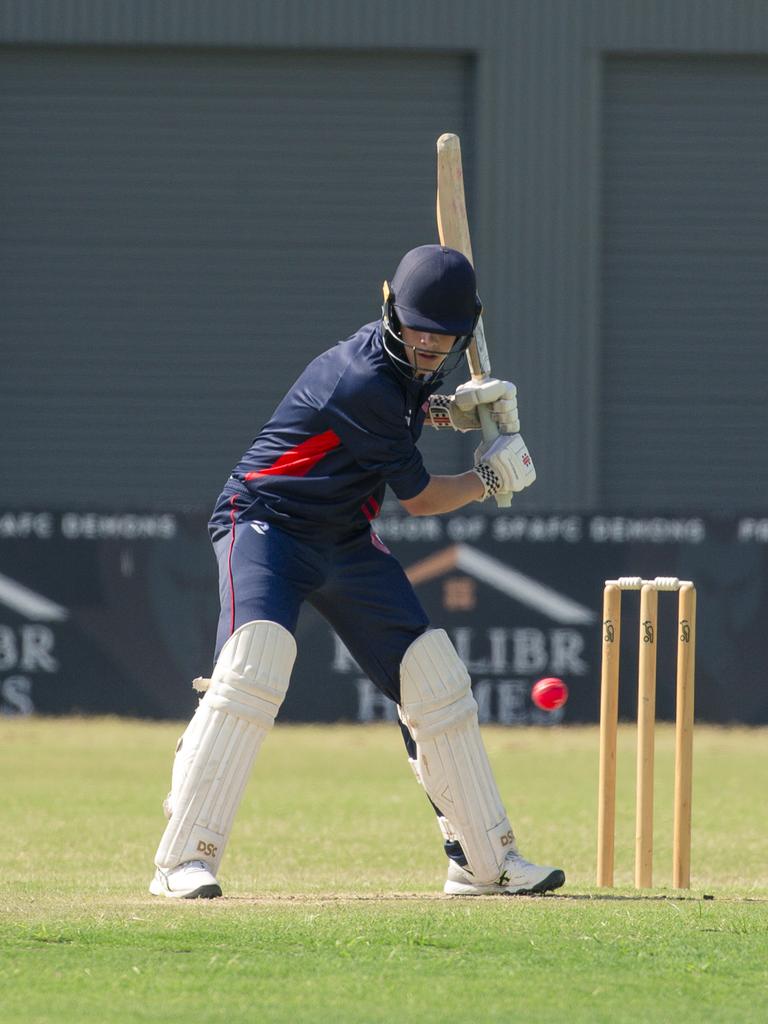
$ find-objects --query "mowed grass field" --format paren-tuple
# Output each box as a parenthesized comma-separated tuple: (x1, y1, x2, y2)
(2, 718, 767, 1023)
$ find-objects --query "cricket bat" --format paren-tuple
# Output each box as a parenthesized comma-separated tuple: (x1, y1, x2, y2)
(436, 132, 511, 507)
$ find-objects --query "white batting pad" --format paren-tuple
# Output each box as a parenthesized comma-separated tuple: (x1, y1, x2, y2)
(400, 629, 515, 883)
(155, 619, 296, 874)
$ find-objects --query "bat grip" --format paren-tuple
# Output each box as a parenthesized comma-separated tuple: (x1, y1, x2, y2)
(478, 404, 512, 509)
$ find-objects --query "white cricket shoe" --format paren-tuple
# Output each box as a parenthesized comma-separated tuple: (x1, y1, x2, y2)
(149, 860, 222, 899)
(444, 850, 565, 896)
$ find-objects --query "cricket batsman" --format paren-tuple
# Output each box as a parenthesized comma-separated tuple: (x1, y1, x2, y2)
(150, 245, 566, 899)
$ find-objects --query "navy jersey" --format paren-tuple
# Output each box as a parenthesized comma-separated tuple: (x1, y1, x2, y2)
(213, 322, 443, 542)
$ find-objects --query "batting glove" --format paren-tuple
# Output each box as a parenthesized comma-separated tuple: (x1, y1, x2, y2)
(455, 378, 520, 433)
(428, 378, 520, 433)
(473, 432, 536, 499)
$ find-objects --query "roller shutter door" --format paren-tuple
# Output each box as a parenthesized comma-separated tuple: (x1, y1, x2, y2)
(601, 57, 768, 511)
(0, 47, 470, 508)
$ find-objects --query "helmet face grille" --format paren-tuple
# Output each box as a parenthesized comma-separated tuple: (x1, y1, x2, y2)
(381, 301, 472, 383)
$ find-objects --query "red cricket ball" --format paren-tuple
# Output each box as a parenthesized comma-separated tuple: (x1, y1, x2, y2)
(531, 677, 569, 711)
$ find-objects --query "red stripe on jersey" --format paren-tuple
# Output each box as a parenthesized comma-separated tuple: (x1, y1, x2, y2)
(361, 495, 380, 522)
(244, 429, 341, 479)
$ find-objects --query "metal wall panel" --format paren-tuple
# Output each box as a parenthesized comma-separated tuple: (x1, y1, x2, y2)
(601, 56, 768, 510)
(2, 2, 768, 512)
(0, 47, 470, 507)
(0, 1, 490, 48)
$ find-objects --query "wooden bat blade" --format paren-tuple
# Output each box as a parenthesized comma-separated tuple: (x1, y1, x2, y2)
(436, 133, 490, 379)
(436, 133, 475, 264)
(436, 132, 511, 508)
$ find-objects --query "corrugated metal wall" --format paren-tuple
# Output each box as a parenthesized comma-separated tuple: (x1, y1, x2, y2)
(0, 46, 471, 506)
(602, 56, 768, 510)
(1, 1, 768, 511)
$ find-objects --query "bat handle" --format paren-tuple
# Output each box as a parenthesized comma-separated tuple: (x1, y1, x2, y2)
(478, 404, 512, 508)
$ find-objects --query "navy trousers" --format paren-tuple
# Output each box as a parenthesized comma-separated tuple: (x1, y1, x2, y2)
(209, 505, 467, 865)
(211, 515, 430, 706)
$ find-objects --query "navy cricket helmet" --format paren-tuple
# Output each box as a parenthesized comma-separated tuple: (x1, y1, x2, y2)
(381, 245, 482, 380)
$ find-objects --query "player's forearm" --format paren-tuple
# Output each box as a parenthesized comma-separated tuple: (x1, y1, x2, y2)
(400, 472, 484, 516)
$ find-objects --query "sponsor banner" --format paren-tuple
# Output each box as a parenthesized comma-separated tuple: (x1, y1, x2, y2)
(1, 510, 767, 724)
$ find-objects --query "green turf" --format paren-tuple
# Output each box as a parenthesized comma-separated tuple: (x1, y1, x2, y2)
(1, 718, 766, 1023)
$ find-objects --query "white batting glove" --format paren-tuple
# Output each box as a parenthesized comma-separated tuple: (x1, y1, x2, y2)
(454, 378, 520, 433)
(472, 433, 536, 499)
(427, 379, 520, 432)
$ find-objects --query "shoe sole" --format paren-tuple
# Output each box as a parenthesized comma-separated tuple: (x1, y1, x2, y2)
(149, 880, 223, 899)
(502, 869, 566, 896)
(444, 869, 566, 896)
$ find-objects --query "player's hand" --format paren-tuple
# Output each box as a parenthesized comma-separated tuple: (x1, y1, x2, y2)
(473, 433, 536, 499)
(453, 378, 520, 433)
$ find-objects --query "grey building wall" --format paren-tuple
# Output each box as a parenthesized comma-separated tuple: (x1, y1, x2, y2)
(0, 46, 472, 505)
(602, 55, 768, 510)
(1, 1, 768, 512)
